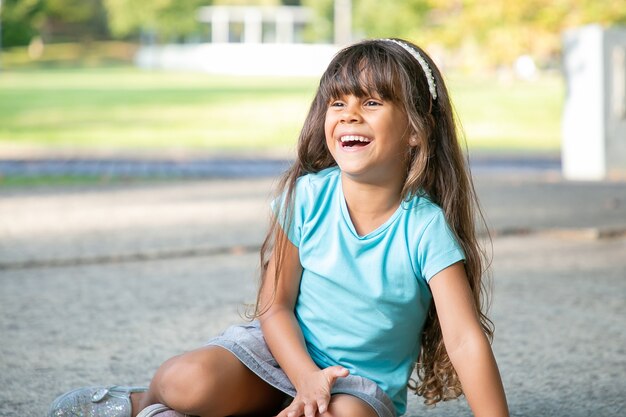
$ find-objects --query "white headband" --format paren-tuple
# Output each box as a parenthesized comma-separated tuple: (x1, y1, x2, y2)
(383, 39, 438, 100)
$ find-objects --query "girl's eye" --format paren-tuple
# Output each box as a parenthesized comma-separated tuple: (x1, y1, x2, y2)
(330, 101, 344, 108)
(365, 100, 382, 106)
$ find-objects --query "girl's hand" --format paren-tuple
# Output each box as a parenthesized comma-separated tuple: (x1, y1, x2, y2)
(277, 366, 349, 417)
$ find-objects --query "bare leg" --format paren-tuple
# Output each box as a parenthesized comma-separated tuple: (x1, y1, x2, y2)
(321, 394, 379, 417)
(131, 346, 287, 417)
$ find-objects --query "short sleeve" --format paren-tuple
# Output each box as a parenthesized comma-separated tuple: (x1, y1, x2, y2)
(417, 211, 465, 282)
(270, 177, 308, 247)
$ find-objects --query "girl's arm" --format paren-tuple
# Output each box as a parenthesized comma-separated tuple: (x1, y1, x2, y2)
(429, 262, 510, 417)
(258, 231, 348, 417)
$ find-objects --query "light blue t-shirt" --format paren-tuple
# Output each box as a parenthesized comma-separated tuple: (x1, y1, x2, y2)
(275, 167, 465, 415)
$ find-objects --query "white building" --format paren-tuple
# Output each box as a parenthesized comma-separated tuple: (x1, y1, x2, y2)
(135, 5, 343, 76)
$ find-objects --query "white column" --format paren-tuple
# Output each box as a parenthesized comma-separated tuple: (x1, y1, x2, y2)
(605, 28, 626, 177)
(276, 9, 294, 43)
(561, 25, 626, 180)
(244, 9, 263, 44)
(562, 25, 605, 180)
(212, 8, 230, 43)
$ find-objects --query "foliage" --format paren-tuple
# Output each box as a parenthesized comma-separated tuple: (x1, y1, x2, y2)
(44, 0, 101, 22)
(420, 0, 626, 66)
(302, 0, 626, 66)
(2, 0, 626, 63)
(214, 0, 280, 5)
(103, 0, 211, 39)
(352, 0, 429, 40)
(1, 0, 44, 47)
(1, 0, 108, 46)
(301, 0, 333, 42)
(415, 0, 626, 66)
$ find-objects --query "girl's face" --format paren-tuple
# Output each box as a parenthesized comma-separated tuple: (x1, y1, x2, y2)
(324, 93, 413, 186)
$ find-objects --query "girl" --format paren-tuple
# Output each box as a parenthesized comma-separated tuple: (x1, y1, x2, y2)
(48, 38, 509, 417)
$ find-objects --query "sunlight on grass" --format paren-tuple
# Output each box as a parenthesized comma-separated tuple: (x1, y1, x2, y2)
(448, 74, 563, 151)
(0, 67, 563, 153)
(0, 68, 317, 151)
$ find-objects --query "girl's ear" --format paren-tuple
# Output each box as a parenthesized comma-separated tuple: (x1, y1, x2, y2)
(409, 134, 420, 147)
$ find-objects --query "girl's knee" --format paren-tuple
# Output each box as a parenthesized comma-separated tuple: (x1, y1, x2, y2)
(149, 347, 285, 416)
(151, 349, 223, 411)
(322, 394, 379, 417)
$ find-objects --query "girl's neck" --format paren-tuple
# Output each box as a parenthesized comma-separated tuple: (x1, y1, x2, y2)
(340, 173, 404, 236)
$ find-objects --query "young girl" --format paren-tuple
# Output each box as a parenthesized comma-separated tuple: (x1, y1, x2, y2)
(48, 38, 509, 417)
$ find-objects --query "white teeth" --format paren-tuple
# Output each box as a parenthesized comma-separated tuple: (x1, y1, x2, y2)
(340, 135, 371, 143)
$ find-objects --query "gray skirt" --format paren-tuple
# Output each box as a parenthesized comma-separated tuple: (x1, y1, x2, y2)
(206, 321, 396, 417)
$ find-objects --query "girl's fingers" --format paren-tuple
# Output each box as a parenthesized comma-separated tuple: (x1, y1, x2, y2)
(287, 404, 302, 417)
(281, 398, 331, 417)
(284, 400, 303, 417)
(325, 365, 350, 383)
(317, 398, 329, 415)
(304, 402, 316, 417)
(280, 367, 348, 417)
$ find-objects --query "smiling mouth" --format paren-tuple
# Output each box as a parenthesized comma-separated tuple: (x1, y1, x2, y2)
(340, 135, 372, 148)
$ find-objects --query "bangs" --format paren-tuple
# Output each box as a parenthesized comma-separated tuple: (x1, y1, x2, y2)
(320, 43, 405, 104)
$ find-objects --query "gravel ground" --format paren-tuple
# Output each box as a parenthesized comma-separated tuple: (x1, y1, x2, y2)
(1, 173, 625, 417)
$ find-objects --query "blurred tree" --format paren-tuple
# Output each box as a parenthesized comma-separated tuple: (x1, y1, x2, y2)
(1, 0, 108, 46)
(41, 0, 109, 42)
(213, 0, 279, 5)
(352, 0, 429, 39)
(420, 0, 626, 67)
(339, 0, 626, 67)
(3, 0, 626, 65)
(1, 0, 44, 46)
(301, 0, 334, 42)
(104, 0, 213, 40)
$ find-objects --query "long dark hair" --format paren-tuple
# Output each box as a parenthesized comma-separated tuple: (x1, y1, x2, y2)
(253, 38, 493, 405)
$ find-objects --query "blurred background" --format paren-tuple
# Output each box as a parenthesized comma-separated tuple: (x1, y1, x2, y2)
(2, 0, 625, 185)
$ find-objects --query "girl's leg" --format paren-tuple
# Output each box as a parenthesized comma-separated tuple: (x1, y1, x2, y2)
(131, 346, 287, 417)
(322, 395, 379, 417)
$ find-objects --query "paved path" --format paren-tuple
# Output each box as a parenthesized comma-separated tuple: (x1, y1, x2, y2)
(0, 168, 625, 417)
(0, 158, 292, 179)
(0, 153, 560, 179)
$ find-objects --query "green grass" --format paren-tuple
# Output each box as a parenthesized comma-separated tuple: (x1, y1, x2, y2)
(447, 74, 564, 151)
(0, 67, 318, 151)
(0, 66, 563, 153)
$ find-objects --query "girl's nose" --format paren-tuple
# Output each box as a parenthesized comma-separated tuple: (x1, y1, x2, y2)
(340, 102, 362, 123)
